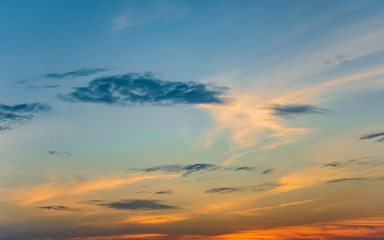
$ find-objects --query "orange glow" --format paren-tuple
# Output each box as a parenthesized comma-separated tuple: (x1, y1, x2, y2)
(122, 215, 189, 224)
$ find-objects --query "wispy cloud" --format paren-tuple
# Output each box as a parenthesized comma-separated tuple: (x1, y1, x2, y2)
(48, 151, 71, 156)
(42, 68, 108, 79)
(325, 177, 384, 184)
(322, 158, 377, 168)
(16, 68, 109, 84)
(96, 199, 178, 210)
(360, 131, 384, 143)
(271, 104, 331, 118)
(155, 190, 173, 195)
(112, 15, 132, 32)
(205, 183, 281, 194)
(129, 163, 263, 176)
(0, 102, 51, 131)
(37, 205, 76, 211)
(59, 72, 228, 105)
(14, 172, 179, 205)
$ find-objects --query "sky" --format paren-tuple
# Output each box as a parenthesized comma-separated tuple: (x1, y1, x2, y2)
(1, 0, 384, 239)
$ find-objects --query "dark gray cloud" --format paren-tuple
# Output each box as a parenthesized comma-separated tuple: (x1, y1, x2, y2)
(48, 151, 71, 156)
(42, 68, 108, 79)
(155, 190, 173, 195)
(233, 166, 257, 171)
(360, 132, 384, 142)
(322, 159, 376, 168)
(206, 182, 281, 194)
(129, 163, 220, 176)
(205, 187, 243, 194)
(0, 102, 52, 130)
(59, 72, 228, 105)
(325, 177, 368, 184)
(37, 206, 75, 211)
(271, 104, 331, 117)
(325, 177, 384, 184)
(129, 163, 269, 177)
(261, 168, 275, 175)
(97, 199, 178, 210)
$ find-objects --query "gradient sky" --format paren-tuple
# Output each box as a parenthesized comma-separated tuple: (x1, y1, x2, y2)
(1, 0, 384, 239)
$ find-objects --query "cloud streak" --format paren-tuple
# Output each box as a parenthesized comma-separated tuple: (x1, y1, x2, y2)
(129, 163, 265, 176)
(271, 104, 331, 118)
(360, 132, 384, 142)
(97, 199, 178, 210)
(205, 183, 281, 194)
(37, 205, 76, 211)
(59, 72, 228, 105)
(42, 68, 108, 79)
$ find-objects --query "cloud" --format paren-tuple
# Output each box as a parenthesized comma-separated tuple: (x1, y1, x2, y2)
(112, 15, 132, 32)
(97, 199, 178, 210)
(271, 104, 331, 118)
(129, 163, 220, 176)
(325, 177, 384, 184)
(129, 163, 262, 176)
(205, 187, 243, 194)
(42, 68, 108, 79)
(206, 183, 281, 194)
(261, 168, 275, 175)
(0, 102, 52, 130)
(155, 190, 173, 195)
(48, 151, 71, 156)
(59, 72, 228, 105)
(360, 132, 384, 142)
(322, 159, 376, 168)
(37, 205, 75, 211)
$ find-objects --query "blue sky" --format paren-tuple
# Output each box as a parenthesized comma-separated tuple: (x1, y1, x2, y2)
(1, 1, 384, 239)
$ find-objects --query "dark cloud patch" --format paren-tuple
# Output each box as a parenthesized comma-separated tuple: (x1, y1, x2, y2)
(261, 168, 275, 175)
(326, 178, 368, 184)
(271, 104, 331, 118)
(155, 190, 173, 195)
(129, 163, 219, 176)
(205, 187, 243, 194)
(322, 159, 376, 168)
(325, 177, 384, 184)
(38, 206, 75, 211)
(0, 102, 52, 130)
(59, 72, 228, 105)
(233, 166, 257, 171)
(206, 182, 281, 194)
(129, 164, 267, 177)
(42, 68, 108, 79)
(97, 199, 178, 210)
(360, 132, 384, 143)
(48, 151, 71, 156)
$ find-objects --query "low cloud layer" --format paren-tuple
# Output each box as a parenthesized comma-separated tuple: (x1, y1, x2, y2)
(0, 102, 52, 130)
(59, 72, 228, 105)
(271, 104, 331, 118)
(94, 199, 178, 210)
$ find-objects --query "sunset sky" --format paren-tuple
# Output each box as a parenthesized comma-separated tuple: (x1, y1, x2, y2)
(1, 0, 384, 239)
